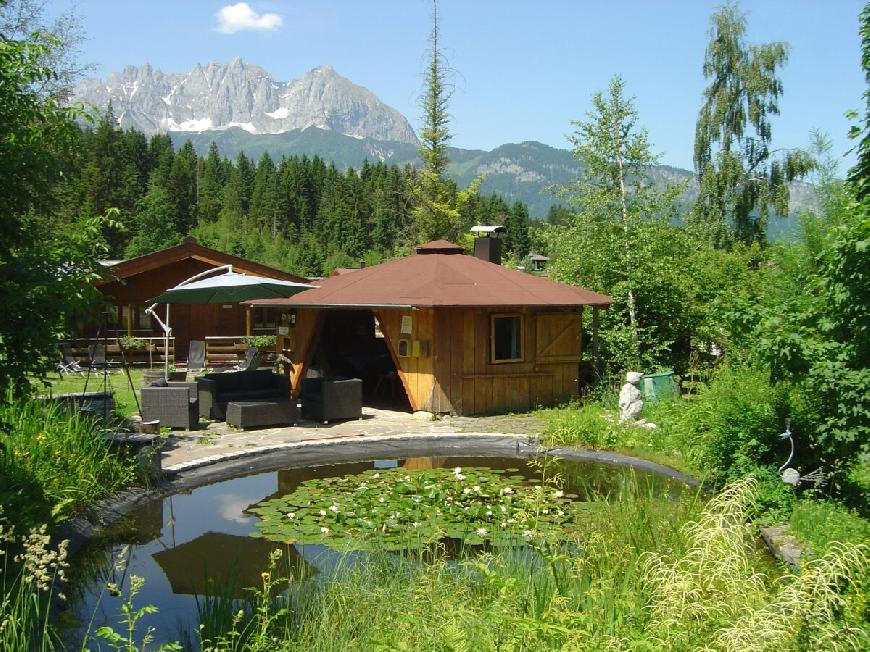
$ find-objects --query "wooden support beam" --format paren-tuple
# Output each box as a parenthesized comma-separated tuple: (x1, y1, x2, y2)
(245, 306, 252, 336)
(592, 306, 601, 379)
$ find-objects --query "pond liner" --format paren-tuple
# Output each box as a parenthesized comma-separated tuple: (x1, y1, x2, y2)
(57, 433, 698, 558)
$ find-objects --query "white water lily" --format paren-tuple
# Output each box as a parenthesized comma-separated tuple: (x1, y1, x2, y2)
(318, 510, 327, 517)
(453, 467, 462, 474)
(329, 504, 339, 513)
(454, 473, 466, 480)
(372, 473, 380, 479)
(286, 512, 296, 519)
(476, 527, 488, 537)
(463, 488, 472, 495)
(472, 485, 481, 492)
(378, 497, 385, 503)
(320, 527, 329, 534)
(501, 487, 513, 495)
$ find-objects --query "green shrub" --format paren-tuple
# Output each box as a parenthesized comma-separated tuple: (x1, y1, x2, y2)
(670, 365, 789, 482)
(241, 335, 276, 350)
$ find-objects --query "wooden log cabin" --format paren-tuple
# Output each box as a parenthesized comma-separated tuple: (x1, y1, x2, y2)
(250, 240, 612, 415)
(90, 238, 308, 360)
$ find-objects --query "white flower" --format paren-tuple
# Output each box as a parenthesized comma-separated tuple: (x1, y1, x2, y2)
(413, 522, 420, 528)
(378, 496, 385, 503)
(500, 522, 507, 529)
(501, 487, 513, 495)
(522, 530, 535, 538)
(463, 488, 472, 495)
(454, 473, 466, 481)
(372, 473, 380, 479)
(318, 510, 327, 517)
(320, 527, 329, 534)
(453, 467, 462, 474)
(472, 485, 481, 492)
(485, 510, 492, 516)
(557, 510, 564, 516)
(329, 504, 339, 513)
(286, 512, 296, 519)
(542, 509, 549, 514)
(476, 527, 488, 537)
(499, 505, 507, 513)
(553, 490, 564, 498)
(507, 518, 516, 525)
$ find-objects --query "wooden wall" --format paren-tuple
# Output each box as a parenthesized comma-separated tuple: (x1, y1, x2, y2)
(431, 307, 582, 415)
(283, 305, 583, 415)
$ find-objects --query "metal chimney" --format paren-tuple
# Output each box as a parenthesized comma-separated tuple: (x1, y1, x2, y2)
(471, 225, 506, 264)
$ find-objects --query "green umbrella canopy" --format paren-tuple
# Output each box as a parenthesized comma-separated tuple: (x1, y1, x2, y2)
(150, 271, 314, 305)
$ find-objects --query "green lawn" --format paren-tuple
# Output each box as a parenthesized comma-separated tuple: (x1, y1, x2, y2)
(31, 368, 147, 418)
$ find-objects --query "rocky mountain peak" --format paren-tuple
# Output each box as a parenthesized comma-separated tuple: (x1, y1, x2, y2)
(73, 60, 419, 144)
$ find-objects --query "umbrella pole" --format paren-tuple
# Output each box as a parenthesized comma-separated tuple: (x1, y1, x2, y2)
(165, 304, 170, 381)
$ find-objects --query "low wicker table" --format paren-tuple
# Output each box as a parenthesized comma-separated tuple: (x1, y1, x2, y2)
(226, 400, 297, 429)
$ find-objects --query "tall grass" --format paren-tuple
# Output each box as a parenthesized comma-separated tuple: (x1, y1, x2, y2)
(187, 478, 867, 651)
(0, 398, 139, 528)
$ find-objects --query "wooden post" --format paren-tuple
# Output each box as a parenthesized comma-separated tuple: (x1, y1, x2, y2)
(126, 304, 134, 336)
(245, 306, 252, 336)
(592, 306, 601, 379)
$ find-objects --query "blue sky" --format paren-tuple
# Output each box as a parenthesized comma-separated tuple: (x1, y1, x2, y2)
(47, 0, 866, 172)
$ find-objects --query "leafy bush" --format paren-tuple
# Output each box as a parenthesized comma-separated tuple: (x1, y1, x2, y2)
(668, 365, 789, 483)
(241, 335, 276, 350)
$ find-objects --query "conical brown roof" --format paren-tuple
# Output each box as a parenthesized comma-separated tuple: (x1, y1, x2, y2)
(248, 243, 611, 309)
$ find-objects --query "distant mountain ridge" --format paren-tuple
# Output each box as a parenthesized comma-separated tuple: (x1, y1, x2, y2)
(76, 60, 815, 222)
(74, 59, 418, 144)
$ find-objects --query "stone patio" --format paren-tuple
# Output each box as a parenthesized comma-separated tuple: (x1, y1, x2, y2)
(159, 407, 545, 473)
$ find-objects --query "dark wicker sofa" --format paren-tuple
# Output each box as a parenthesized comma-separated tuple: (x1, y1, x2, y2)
(196, 370, 290, 420)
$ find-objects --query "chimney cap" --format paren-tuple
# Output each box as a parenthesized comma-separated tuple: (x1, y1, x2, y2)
(471, 225, 506, 236)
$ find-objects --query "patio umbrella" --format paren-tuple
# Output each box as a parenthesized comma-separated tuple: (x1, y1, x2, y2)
(146, 265, 315, 379)
(150, 269, 314, 305)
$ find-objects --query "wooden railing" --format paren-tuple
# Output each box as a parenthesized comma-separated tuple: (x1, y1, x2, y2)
(64, 337, 175, 368)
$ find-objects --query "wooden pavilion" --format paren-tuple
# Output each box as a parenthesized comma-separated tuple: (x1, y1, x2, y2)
(90, 238, 308, 359)
(250, 240, 611, 415)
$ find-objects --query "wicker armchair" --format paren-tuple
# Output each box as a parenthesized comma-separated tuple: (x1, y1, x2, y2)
(140, 381, 199, 430)
(300, 377, 363, 423)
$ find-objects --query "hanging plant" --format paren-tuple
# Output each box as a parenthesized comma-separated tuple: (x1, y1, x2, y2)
(249, 466, 581, 550)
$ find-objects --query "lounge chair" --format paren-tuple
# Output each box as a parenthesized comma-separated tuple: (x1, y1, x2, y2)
(87, 343, 110, 370)
(187, 340, 206, 372)
(57, 344, 85, 376)
(229, 346, 261, 372)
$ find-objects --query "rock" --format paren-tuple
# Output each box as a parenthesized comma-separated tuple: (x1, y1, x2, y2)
(618, 371, 644, 423)
(412, 411, 435, 421)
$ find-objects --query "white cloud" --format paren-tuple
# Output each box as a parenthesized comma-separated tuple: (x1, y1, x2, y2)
(215, 3, 282, 34)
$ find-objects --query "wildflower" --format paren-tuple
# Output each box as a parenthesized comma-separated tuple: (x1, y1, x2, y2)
(329, 504, 339, 513)
(453, 467, 462, 474)
(454, 473, 466, 481)
(476, 527, 488, 537)
(320, 527, 330, 534)
(319, 510, 327, 517)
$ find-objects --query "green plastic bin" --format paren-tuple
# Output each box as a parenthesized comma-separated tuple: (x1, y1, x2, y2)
(641, 371, 678, 402)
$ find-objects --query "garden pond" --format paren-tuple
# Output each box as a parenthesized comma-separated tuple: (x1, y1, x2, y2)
(61, 453, 691, 647)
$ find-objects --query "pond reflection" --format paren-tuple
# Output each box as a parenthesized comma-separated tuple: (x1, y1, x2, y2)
(63, 455, 685, 649)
